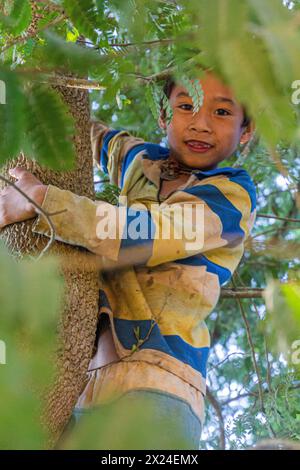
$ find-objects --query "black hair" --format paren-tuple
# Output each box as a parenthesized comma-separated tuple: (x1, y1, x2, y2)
(161, 76, 251, 128)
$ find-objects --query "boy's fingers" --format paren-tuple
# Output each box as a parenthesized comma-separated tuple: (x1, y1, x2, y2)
(9, 167, 28, 180)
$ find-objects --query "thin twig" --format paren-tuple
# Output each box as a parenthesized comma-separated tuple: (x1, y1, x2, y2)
(235, 271, 274, 400)
(128, 57, 206, 83)
(251, 227, 280, 239)
(208, 352, 247, 371)
(264, 339, 273, 395)
(222, 381, 300, 406)
(221, 391, 257, 406)
(76, 37, 175, 50)
(206, 386, 226, 450)
(232, 274, 277, 438)
(256, 213, 300, 223)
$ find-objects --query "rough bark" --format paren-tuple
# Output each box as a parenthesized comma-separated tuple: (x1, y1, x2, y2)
(0, 84, 100, 446)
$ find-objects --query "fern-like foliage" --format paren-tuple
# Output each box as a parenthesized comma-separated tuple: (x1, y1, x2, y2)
(23, 84, 75, 170)
(145, 82, 173, 125)
(94, 169, 121, 205)
(145, 75, 203, 126)
(0, 68, 25, 163)
(178, 75, 204, 114)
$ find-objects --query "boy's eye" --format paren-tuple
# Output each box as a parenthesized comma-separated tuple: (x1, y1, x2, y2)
(214, 108, 231, 116)
(178, 103, 193, 111)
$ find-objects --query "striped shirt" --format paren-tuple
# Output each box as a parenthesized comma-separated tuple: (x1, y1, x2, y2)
(32, 120, 257, 426)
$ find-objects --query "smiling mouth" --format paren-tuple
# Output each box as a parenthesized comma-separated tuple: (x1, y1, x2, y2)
(185, 140, 214, 153)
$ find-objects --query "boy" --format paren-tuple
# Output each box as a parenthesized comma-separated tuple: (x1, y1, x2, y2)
(0, 70, 256, 449)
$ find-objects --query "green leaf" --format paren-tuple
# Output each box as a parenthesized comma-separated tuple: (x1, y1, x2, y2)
(282, 282, 300, 320)
(263, 279, 300, 366)
(192, 0, 248, 71)
(41, 31, 107, 75)
(66, 26, 80, 43)
(160, 92, 173, 125)
(24, 84, 76, 170)
(0, 0, 32, 35)
(63, 0, 98, 44)
(254, 24, 300, 91)
(145, 83, 159, 121)
(246, 0, 300, 90)
(95, 184, 120, 205)
(133, 326, 140, 340)
(178, 75, 204, 115)
(244, 356, 252, 373)
(0, 67, 25, 163)
(219, 35, 297, 145)
(145, 81, 173, 125)
(0, 242, 62, 449)
(248, 0, 291, 26)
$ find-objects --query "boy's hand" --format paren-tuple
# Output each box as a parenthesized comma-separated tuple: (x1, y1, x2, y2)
(0, 167, 47, 229)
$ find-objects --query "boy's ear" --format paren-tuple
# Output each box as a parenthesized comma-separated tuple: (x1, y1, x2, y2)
(240, 120, 255, 145)
(158, 110, 167, 130)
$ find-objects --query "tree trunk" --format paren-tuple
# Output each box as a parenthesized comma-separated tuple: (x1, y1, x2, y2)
(0, 84, 100, 446)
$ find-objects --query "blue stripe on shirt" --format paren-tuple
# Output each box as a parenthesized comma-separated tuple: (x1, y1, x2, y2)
(229, 174, 257, 212)
(184, 184, 245, 247)
(113, 318, 209, 377)
(143, 142, 170, 161)
(120, 144, 146, 187)
(100, 129, 120, 174)
(120, 207, 156, 251)
(193, 166, 256, 213)
(176, 254, 232, 285)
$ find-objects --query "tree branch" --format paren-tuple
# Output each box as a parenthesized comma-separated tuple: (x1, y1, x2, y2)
(220, 287, 264, 298)
(232, 276, 265, 413)
(1, 13, 66, 54)
(44, 75, 106, 90)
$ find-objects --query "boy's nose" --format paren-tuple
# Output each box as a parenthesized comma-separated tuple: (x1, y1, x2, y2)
(188, 111, 213, 134)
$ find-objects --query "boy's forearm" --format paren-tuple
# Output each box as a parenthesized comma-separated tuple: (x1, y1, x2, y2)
(32, 184, 121, 259)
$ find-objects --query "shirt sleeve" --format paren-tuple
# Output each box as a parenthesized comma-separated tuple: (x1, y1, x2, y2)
(90, 120, 145, 187)
(31, 172, 256, 268)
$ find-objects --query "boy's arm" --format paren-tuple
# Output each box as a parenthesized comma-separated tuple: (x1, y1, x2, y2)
(32, 173, 256, 270)
(91, 120, 145, 187)
(0, 122, 145, 234)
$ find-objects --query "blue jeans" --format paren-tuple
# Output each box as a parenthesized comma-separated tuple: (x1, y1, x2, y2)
(58, 389, 202, 450)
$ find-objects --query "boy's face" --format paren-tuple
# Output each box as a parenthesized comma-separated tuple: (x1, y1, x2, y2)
(160, 72, 254, 170)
